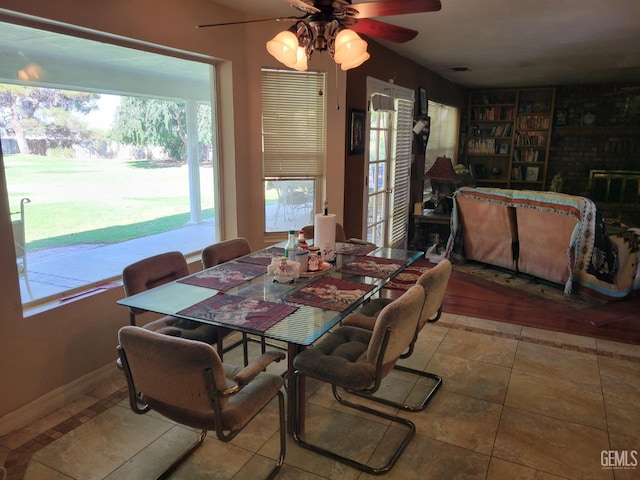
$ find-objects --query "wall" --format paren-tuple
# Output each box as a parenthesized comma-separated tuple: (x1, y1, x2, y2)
(342, 40, 467, 240)
(0, 0, 345, 429)
(548, 83, 640, 196)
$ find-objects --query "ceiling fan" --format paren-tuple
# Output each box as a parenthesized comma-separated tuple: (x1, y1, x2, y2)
(197, 0, 442, 71)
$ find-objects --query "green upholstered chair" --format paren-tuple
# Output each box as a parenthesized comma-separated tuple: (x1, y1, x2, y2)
(342, 258, 452, 411)
(117, 326, 286, 480)
(291, 284, 425, 475)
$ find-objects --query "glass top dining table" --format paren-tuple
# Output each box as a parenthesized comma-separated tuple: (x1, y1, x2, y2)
(117, 244, 424, 348)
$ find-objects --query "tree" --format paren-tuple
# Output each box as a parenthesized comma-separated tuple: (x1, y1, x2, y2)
(109, 97, 212, 162)
(0, 85, 99, 154)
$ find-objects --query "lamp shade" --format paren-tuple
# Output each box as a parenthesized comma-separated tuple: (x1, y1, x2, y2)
(334, 29, 368, 64)
(266, 30, 299, 67)
(290, 45, 308, 71)
(426, 156, 456, 181)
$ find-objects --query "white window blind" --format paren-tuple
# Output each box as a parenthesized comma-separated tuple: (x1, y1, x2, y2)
(425, 100, 459, 173)
(390, 97, 414, 247)
(261, 69, 326, 178)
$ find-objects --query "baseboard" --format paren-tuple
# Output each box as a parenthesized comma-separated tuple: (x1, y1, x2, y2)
(0, 363, 118, 437)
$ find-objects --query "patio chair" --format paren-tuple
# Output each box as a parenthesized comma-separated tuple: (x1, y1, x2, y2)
(11, 197, 33, 299)
(117, 325, 286, 480)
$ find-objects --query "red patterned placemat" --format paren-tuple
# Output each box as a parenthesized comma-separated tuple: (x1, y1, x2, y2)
(237, 247, 286, 266)
(384, 258, 432, 290)
(337, 256, 405, 279)
(178, 262, 265, 291)
(284, 277, 375, 312)
(178, 294, 297, 332)
(335, 242, 377, 255)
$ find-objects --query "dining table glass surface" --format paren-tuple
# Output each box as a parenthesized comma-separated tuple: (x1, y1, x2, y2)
(117, 245, 423, 347)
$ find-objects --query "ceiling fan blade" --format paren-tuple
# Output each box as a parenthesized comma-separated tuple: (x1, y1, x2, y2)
(351, 18, 419, 43)
(197, 16, 300, 28)
(352, 0, 441, 19)
(283, 0, 320, 14)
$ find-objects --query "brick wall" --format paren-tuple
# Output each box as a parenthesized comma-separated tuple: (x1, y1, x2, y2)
(548, 83, 640, 195)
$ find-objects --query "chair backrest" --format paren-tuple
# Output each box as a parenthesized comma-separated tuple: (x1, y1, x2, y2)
(122, 251, 190, 316)
(366, 284, 425, 376)
(118, 326, 229, 413)
(415, 259, 452, 327)
(201, 237, 252, 269)
(301, 223, 347, 243)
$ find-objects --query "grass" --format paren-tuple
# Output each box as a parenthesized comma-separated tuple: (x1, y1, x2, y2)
(6, 154, 215, 250)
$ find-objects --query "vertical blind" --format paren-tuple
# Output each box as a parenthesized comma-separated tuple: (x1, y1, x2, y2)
(261, 69, 327, 178)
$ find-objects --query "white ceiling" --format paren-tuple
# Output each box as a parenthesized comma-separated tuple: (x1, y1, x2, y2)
(206, 0, 640, 88)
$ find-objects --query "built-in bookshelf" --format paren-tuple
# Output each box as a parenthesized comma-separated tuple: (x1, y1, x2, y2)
(465, 87, 556, 189)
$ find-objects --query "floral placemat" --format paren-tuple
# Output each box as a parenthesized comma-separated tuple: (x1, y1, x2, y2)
(337, 256, 405, 279)
(384, 258, 432, 290)
(237, 247, 286, 266)
(178, 262, 265, 291)
(178, 294, 297, 332)
(335, 242, 377, 256)
(284, 277, 375, 312)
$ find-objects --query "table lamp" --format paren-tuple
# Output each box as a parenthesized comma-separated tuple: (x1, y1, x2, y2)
(425, 156, 457, 213)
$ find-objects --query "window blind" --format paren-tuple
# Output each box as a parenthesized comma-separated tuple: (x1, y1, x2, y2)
(390, 97, 414, 247)
(261, 69, 326, 178)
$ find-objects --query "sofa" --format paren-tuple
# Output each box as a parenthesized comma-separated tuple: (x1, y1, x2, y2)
(446, 187, 640, 299)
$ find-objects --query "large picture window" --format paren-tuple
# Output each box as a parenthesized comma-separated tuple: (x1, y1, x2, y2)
(1, 21, 219, 305)
(261, 69, 326, 233)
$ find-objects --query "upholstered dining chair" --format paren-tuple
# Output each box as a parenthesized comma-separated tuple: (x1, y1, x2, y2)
(122, 251, 225, 350)
(201, 237, 252, 270)
(201, 237, 254, 365)
(342, 259, 452, 411)
(291, 284, 425, 475)
(117, 326, 286, 480)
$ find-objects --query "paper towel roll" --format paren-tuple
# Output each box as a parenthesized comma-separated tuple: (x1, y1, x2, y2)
(314, 213, 336, 261)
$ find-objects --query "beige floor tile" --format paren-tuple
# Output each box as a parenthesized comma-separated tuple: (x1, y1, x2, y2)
(494, 407, 613, 480)
(598, 356, 640, 396)
(505, 369, 606, 429)
(32, 405, 174, 480)
(454, 314, 524, 336)
(513, 342, 601, 386)
(595, 339, 640, 359)
(86, 369, 127, 400)
(411, 389, 502, 455)
(360, 434, 490, 480)
(0, 395, 100, 450)
(426, 351, 511, 403)
(24, 461, 75, 480)
(606, 432, 640, 480)
(521, 326, 598, 350)
(436, 328, 519, 367)
(486, 457, 568, 480)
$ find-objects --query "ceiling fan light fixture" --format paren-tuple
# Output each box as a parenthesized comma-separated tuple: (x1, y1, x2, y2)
(333, 29, 368, 65)
(266, 29, 299, 67)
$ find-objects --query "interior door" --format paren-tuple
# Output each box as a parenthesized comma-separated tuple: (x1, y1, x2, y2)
(366, 109, 392, 246)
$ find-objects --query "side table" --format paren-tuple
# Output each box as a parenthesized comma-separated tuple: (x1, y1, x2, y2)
(412, 210, 451, 251)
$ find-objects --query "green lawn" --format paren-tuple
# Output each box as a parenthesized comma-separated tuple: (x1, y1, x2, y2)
(5, 154, 215, 250)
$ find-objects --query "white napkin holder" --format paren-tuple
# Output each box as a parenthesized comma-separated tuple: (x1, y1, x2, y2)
(267, 257, 300, 283)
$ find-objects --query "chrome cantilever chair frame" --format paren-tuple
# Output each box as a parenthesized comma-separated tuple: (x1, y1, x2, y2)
(117, 326, 286, 480)
(291, 284, 424, 475)
(291, 327, 415, 475)
(342, 259, 452, 412)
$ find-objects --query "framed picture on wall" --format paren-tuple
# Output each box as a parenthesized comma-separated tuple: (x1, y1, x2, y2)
(349, 109, 365, 154)
(418, 87, 428, 116)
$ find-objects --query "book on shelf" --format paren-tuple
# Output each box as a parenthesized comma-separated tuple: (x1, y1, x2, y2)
(516, 115, 550, 129)
(512, 167, 522, 181)
(470, 164, 487, 179)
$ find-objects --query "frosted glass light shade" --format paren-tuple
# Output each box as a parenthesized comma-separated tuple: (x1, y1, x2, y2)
(290, 46, 308, 71)
(266, 30, 299, 67)
(334, 29, 368, 65)
(340, 51, 370, 71)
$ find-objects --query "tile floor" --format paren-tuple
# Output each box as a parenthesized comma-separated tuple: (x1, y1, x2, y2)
(1, 313, 639, 480)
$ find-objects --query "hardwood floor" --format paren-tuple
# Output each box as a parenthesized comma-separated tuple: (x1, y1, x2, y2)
(443, 269, 640, 345)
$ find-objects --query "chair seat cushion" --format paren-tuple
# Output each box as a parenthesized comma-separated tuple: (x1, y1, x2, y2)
(293, 326, 376, 390)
